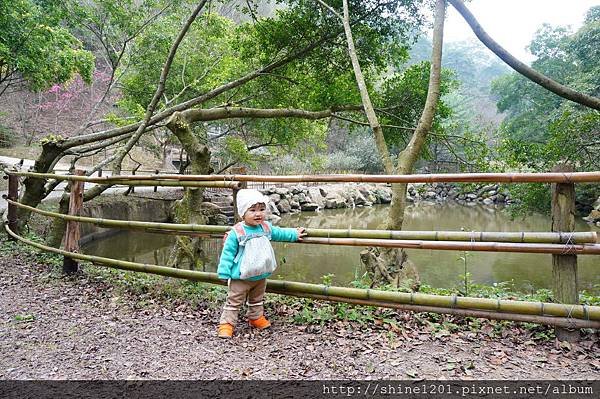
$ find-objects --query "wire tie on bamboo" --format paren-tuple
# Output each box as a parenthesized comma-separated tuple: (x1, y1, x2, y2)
(561, 304, 577, 330)
(496, 299, 501, 311)
(451, 294, 457, 309)
(566, 304, 575, 320)
(565, 304, 577, 329)
(561, 231, 576, 255)
(540, 301, 545, 316)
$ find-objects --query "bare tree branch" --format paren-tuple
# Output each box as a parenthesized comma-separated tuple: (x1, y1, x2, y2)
(180, 105, 362, 123)
(448, 0, 600, 111)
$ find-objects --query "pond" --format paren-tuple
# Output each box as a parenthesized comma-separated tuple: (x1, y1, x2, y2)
(81, 202, 600, 293)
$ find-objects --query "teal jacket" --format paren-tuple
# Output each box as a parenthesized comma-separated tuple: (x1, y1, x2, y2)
(217, 222, 299, 281)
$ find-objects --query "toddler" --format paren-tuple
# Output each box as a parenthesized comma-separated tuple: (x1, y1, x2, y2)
(217, 189, 306, 338)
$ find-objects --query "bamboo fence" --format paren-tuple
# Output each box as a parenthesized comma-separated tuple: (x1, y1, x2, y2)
(4, 169, 600, 329)
(4, 172, 241, 189)
(7, 200, 599, 252)
(3, 223, 599, 329)
(7, 170, 600, 184)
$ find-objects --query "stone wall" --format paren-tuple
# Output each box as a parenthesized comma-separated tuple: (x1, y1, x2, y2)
(28, 193, 179, 245)
(79, 196, 175, 244)
(258, 182, 513, 219)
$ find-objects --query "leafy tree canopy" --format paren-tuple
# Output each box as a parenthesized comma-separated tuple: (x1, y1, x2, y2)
(0, 0, 94, 95)
(492, 6, 600, 172)
(116, 0, 432, 165)
(491, 6, 600, 214)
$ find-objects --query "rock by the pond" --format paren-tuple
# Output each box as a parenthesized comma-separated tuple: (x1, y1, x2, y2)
(308, 187, 326, 208)
(374, 188, 392, 203)
(268, 201, 280, 216)
(584, 209, 600, 222)
(266, 214, 281, 224)
(296, 192, 309, 204)
(277, 199, 292, 213)
(300, 203, 319, 211)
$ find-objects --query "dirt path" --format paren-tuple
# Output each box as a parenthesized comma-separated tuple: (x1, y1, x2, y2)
(1, 254, 598, 380)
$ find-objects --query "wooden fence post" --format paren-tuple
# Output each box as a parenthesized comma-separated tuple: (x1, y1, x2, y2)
(6, 173, 19, 239)
(62, 170, 85, 274)
(551, 164, 579, 342)
(154, 169, 159, 192)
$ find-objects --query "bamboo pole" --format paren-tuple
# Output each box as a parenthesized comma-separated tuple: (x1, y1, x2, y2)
(304, 228, 598, 244)
(4, 172, 242, 188)
(7, 170, 600, 184)
(270, 291, 598, 329)
(7, 199, 600, 254)
(107, 180, 242, 188)
(4, 223, 600, 328)
(301, 237, 600, 255)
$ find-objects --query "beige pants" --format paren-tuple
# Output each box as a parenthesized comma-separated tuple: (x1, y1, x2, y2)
(219, 279, 267, 325)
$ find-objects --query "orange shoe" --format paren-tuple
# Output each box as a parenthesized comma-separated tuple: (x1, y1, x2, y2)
(218, 323, 234, 338)
(249, 315, 271, 330)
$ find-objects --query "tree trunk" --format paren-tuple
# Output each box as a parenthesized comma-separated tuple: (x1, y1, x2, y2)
(48, 196, 70, 248)
(165, 112, 212, 269)
(360, 0, 446, 289)
(17, 142, 64, 231)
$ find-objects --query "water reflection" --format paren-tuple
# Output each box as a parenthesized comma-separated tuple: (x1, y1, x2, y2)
(82, 203, 600, 292)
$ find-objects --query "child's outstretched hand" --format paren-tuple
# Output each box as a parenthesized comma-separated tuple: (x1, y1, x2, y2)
(296, 227, 307, 241)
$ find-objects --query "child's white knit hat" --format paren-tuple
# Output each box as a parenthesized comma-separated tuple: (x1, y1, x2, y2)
(236, 189, 269, 217)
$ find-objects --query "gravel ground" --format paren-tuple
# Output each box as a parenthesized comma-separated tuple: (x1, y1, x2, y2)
(1, 252, 599, 380)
